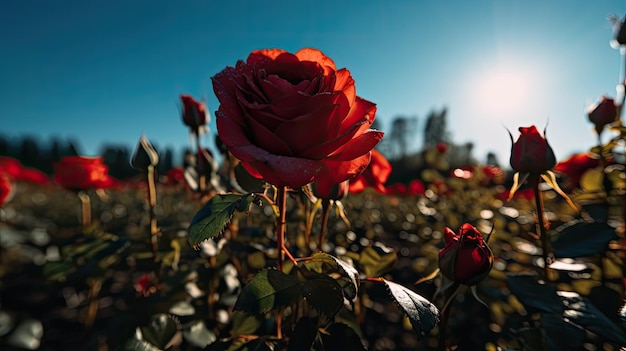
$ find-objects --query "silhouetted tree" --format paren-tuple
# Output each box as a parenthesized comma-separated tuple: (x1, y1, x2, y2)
(19, 136, 41, 168)
(423, 108, 449, 150)
(388, 115, 417, 161)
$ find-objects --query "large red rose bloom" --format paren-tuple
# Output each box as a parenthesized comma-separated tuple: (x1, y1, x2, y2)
(212, 48, 383, 195)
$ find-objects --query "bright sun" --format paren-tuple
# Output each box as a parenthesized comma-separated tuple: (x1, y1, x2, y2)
(474, 65, 532, 115)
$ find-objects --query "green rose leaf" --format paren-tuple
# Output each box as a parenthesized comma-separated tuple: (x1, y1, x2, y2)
(234, 270, 301, 314)
(551, 220, 617, 258)
(306, 252, 360, 301)
(301, 274, 344, 318)
(541, 314, 585, 350)
(358, 246, 397, 278)
(381, 279, 439, 339)
(139, 313, 179, 350)
(507, 273, 564, 314)
(230, 311, 262, 336)
(188, 193, 256, 250)
(319, 323, 367, 351)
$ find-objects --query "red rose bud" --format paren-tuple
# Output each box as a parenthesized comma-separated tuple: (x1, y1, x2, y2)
(212, 48, 383, 194)
(509, 126, 556, 173)
(0, 172, 13, 207)
(53, 156, 113, 191)
(587, 96, 617, 134)
(131, 134, 159, 170)
(348, 149, 392, 194)
(180, 95, 208, 131)
(197, 147, 218, 177)
(438, 223, 493, 285)
(312, 179, 349, 200)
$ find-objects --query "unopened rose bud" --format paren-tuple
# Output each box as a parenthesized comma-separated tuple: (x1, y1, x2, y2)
(197, 147, 218, 177)
(587, 96, 617, 134)
(438, 223, 493, 285)
(509, 126, 556, 174)
(180, 95, 208, 132)
(131, 135, 159, 170)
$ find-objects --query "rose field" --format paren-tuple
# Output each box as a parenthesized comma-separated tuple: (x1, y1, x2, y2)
(4, 21, 626, 351)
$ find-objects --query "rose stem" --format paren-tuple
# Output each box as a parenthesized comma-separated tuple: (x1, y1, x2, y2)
(532, 175, 552, 279)
(318, 198, 332, 249)
(77, 190, 91, 227)
(147, 164, 159, 263)
(275, 186, 288, 339)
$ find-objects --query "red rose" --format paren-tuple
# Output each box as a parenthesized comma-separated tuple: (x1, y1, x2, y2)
(0, 156, 48, 184)
(348, 149, 391, 194)
(53, 156, 113, 191)
(438, 223, 493, 285)
(554, 152, 601, 191)
(408, 179, 425, 196)
(386, 183, 408, 196)
(587, 96, 617, 134)
(212, 48, 383, 195)
(509, 126, 556, 174)
(312, 180, 349, 200)
(18, 167, 48, 185)
(180, 95, 208, 132)
(0, 172, 12, 207)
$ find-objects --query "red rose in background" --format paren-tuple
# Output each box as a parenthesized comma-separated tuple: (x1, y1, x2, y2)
(386, 183, 408, 196)
(438, 223, 493, 285)
(0, 156, 48, 185)
(180, 95, 208, 132)
(212, 48, 383, 195)
(0, 172, 12, 207)
(587, 96, 617, 134)
(408, 179, 425, 196)
(348, 149, 391, 194)
(554, 152, 602, 190)
(53, 156, 113, 191)
(509, 126, 556, 174)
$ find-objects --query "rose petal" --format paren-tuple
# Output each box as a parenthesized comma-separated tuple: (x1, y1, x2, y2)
(340, 97, 377, 134)
(330, 129, 384, 160)
(295, 48, 337, 74)
(334, 69, 355, 105)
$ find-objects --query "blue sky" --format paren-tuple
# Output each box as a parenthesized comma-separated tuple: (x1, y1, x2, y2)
(1, 0, 625, 167)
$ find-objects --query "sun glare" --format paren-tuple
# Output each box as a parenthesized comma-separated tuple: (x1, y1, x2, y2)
(474, 65, 532, 116)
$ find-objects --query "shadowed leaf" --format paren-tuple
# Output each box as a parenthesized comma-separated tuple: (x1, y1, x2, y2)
(188, 193, 256, 249)
(557, 291, 626, 346)
(306, 252, 360, 301)
(358, 246, 397, 277)
(551, 220, 617, 258)
(231, 311, 262, 336)
(302, 274, 344, 318)
(139, 314, 179, 350)
(381, 279, 439, 339)
(507, 274, 564, 314)
(234, 270, 301, 314)
(320, 323, 366, 351)
(288, 318, 318, 351)
(541, 314, 585, 350)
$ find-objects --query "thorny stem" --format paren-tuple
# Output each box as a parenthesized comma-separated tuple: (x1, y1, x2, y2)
(275, 186, 288, 339)
(77, 190, 91, 227)
(532, 175, 553, 279)
(437, 282, 461, 351)
(193, 130, 207, 194)
(318, 198, 332, 249)
(147, 165, 159, 263)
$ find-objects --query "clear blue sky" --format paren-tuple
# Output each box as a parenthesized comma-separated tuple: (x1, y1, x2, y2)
(1, 0, 625, 167)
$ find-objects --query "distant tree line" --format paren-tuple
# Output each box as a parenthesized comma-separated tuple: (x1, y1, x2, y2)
(377, 107, 501, 184)
(0, 135, 182, 180)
